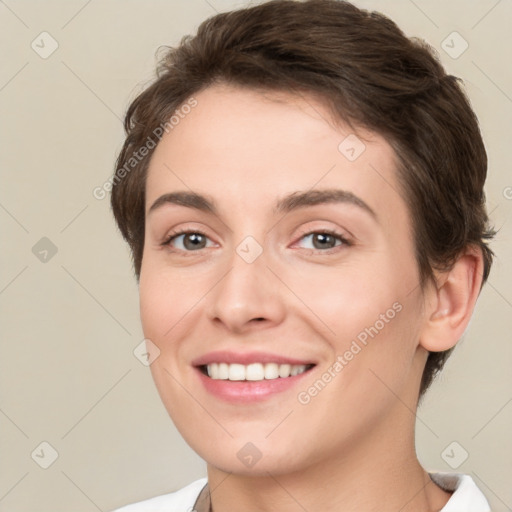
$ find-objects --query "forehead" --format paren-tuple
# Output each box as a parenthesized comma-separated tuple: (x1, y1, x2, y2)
(145, 84, 407, 227)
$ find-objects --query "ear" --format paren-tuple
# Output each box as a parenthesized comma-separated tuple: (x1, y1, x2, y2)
(419, 246, 485, 352)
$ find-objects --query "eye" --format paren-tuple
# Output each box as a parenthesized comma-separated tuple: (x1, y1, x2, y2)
(295, 230, 351, 252)
(162, 230, 215, 252)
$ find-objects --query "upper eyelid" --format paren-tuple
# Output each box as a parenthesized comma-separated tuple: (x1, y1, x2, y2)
(163, 229, 213, 244)
(163, 219, 352, 238)
(294, 225, 349, 238)
(293, 224, 353, 244)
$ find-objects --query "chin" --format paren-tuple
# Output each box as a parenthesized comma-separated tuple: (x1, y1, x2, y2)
(204, 453, 294, 477)
(190, 435, 309, 477)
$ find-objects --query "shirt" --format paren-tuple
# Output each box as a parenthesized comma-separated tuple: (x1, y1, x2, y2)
(110, 472, 491, 511)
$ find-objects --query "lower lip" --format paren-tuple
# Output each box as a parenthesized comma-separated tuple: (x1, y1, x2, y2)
(195, 367, 314, 403)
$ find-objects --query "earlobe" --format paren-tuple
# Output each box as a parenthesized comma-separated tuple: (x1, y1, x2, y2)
(419, 247, 484, 353)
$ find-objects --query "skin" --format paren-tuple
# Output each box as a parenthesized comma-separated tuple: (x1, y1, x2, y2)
(139, 83, 483, 512)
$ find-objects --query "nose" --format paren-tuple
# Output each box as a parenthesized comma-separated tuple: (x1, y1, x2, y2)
(206, 244, 286, 334)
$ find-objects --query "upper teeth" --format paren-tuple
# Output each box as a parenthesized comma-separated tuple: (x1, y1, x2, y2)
(206, 363, 309, 381)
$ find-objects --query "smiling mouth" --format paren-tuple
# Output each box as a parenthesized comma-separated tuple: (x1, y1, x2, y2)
(199, 362, 316, 381)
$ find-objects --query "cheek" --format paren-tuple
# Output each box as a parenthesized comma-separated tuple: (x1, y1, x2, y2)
(296, 255, 421, 383)
(138, 262, 203, 342)
(139, 271, 169, 341)
(290, 259, 404, 341)
(138, 266, 201, 420)
(328, 291, 422, 410)
(138, 277, 188, 369)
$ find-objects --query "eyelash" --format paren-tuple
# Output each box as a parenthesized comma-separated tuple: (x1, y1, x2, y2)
(294, 228, 352, 253)
(161, 228, 352, 255)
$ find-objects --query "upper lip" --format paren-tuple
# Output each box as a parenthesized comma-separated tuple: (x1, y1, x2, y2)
(192, 350, 317, 367)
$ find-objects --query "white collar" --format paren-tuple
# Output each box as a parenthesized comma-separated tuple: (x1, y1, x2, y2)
(429, 472, 491, 512)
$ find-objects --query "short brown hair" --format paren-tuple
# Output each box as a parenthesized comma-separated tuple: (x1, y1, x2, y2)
(111, 0, 495, 399)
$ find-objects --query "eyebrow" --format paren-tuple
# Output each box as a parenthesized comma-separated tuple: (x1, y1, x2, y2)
(148, 188, 377, 221)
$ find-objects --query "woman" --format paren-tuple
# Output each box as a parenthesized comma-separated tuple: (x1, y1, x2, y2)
(109, 1, 494, 510)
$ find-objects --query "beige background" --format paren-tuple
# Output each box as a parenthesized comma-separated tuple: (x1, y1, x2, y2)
(0, 0, 511, 510)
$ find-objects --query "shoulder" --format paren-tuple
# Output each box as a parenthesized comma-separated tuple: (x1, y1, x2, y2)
(109, 477, 208, 512)
(430, 472, 491, 512)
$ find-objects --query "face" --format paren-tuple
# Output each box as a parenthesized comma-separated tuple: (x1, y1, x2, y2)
(139, 84, 429, 476)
